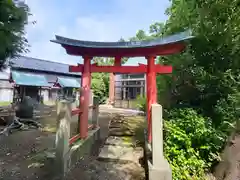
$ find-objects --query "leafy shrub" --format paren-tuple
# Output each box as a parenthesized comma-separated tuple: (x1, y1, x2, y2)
(135, 95, 146, 112)
(91, 73, 108, 104)
(164, 108, 222, 179)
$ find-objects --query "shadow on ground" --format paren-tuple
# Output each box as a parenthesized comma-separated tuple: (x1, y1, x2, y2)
(0, 106, 145, 180)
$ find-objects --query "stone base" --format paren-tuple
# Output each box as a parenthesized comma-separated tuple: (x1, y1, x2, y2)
(53, 127, 101, 178)
(68, 127, 101, 167)
(148, 159, 172, 180)
(98, 145, 142, 163)
(105, 136, 135, 147)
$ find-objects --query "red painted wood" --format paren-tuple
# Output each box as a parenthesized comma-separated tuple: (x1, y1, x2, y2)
(88, 124, 94, 130)
(63, 43, 185, 57)
(146, 56, 157, 143)
(69, 64, 172, 74)
(79, 56, 92, 139)
(91, 64, 146, 73)
(109, 56, 122, 105)
(71, 108, 82, 116)
(69, 65, 83, 72)
(69, 134, 81, 144)
(69, 124, 94, 144)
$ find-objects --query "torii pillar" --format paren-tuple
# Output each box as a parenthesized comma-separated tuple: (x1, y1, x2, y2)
(109, 56, 121, 106)
(146, 56, 157, 142)
(79, 56, 92, 139)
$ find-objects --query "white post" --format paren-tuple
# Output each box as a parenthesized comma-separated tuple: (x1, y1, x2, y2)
(151, 104, 164, 167)
(92, 97, 99, 127)
(149, 103, 172, 180)
(88, 90, 94, 121)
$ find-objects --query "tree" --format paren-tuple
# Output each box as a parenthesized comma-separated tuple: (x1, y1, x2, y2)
(129, 29, 152, 41)
(0, 0, 30, 69)
(163, 0, 240, 126)
(132, 0, 240, 178)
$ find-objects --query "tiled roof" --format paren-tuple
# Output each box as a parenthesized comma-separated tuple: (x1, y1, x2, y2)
(51, 30, 194, 48)
(11, 70, 51, 87)
(10, 56, 81, 76)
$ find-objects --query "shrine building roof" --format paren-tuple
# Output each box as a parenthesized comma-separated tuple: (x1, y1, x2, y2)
(51, 30, 194, 57)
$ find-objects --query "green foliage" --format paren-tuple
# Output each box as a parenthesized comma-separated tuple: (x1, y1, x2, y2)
(91, 73, 108, 104)
(135, 95, 146, 112)
(0, 0, 30, 68)
(164, 108, 222, 179)
(131, 0, 240, 178)
(161, 0, 240, 126)
(91, 57, 111, 104)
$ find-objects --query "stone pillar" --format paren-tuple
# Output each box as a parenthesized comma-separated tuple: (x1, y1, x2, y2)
(123, 81, 126, 100)
(148, 104, 172, 180)
(140, 80, 144, 97)
(109, 73, 115, 105)
(88, 89, 94, 121)
(92, 97, 99, 128)
(55, 100, 71, 178)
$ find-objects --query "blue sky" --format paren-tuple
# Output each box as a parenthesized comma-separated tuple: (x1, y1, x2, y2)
(24, 0, 170, 65)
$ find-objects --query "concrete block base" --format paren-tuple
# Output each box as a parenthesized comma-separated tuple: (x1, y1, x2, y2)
(148, 159, 172, 180)
(53, 127, 101, 179)
(68, 127, 101, 168)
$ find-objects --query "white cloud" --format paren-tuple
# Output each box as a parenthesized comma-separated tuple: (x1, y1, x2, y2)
(23, 0, 170, 65)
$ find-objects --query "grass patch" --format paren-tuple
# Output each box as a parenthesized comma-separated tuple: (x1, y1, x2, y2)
(41, 125, 57, 133)
(44, 101, 56, 106)
(28, 148, 55, 162)
(123, 115, 146, 146)
(0, 101, 11, 106)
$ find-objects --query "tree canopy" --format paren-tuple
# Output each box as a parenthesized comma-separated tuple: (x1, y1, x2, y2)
(0, 0, 30, 69)
(133, 0, 240, 179)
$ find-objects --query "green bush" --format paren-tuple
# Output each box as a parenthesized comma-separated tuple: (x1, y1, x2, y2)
(164, 108, 222, 180)
(135, 95, 146, 112)
(91, 73, 109, 104)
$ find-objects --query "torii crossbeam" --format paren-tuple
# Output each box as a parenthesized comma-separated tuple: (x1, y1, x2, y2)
(51, 30, 193, 143)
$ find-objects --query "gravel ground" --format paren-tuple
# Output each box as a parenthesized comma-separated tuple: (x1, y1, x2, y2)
(0, 106, 145, 180)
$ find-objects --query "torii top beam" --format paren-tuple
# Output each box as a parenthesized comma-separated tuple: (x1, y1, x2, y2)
(50, 30, 194, 58)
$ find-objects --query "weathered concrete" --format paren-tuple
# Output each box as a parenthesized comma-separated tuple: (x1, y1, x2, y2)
(98, 145, 142, 163)
(92, 97, 99, 127)
(54, 100, 101, 179)
(68, 127, 100, 167)
(147, 104, 172, 180)
(105, 136, 135, 147)
(88, 90, 94, 121)
(148, 159, 172, 180)
(55, 100, 71, 178)
(151, 104, 164, 166)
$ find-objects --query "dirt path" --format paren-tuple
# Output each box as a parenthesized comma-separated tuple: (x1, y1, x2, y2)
(0, 106, 145, 180)
(64, 107, 145, 180)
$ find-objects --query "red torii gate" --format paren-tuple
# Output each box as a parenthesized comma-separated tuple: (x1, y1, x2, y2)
(51, 31, 193, 143)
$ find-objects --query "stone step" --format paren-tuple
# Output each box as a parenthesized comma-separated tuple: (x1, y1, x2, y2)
(98, 145, 142, 163)
(109, 128, 135, 136)
(105, 136, 135, 147)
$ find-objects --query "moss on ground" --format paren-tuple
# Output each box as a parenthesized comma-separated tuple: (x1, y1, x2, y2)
(121, 115, 146, 147)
